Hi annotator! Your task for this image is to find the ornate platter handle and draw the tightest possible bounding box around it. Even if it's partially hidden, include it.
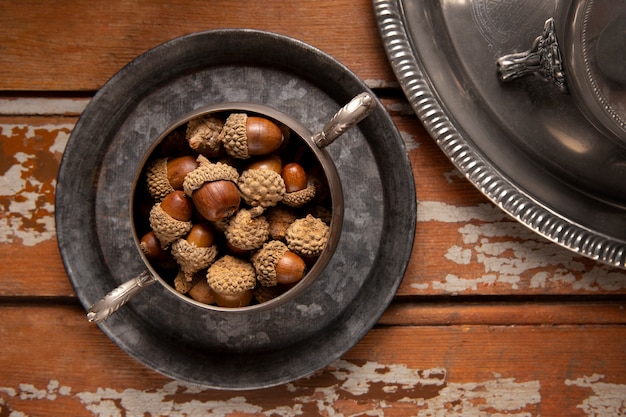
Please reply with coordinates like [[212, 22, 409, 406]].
[[496, 18, 569, 94]]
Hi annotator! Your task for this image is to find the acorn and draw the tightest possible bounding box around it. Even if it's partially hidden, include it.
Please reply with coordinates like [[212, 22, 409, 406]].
[[139, 230, 177, 269], [247, 153, 282, 174], [285, 214, 329, 258], [173, 269, 200, 294], [253, 284, 284, 304], [187, 279, 216, 305], [145, 156, 200, 200], [166, 155, 200, 190], [265, 206, 297, 241], [238, 167, 286, 211], [206, 255, 257, 308], [149, 191, 194, 248], [171, 222, 219, 279], [282, 162, 307, 192], [183, 155, 240, 222], [186, 114, 224, 158], [252, 240, 306, 287], [220, 113, 284, 159], [224, 208, 270, 252], [275, 251, 307, 285], [160, 190, 193, 221]]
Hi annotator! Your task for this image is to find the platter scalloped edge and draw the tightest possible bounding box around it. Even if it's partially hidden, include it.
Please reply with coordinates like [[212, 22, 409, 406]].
[[373, 0, 626, 268]]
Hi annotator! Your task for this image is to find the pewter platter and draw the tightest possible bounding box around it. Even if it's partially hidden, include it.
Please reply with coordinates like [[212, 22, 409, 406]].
[[55, 29, 416, 389], [374, 0, 626, 267]]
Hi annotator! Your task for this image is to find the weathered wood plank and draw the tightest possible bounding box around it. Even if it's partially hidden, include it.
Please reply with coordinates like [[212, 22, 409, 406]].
[[2, 113, 626, 299], [1, 305, 625, 416], [0, 0, 395, 91], [379, 299, 626, 326]]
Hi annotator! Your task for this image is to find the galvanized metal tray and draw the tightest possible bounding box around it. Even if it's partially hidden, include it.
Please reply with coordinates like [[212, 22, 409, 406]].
[[55, 29, 416, 389], [374, 0, 626, 267]]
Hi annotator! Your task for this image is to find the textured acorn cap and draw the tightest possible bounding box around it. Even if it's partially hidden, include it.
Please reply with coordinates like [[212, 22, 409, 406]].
[[238, 168, 286, 209], [206, 255, 257, 296], [251, 240, 289, 287], [219, 113, 249, 159], [149, 203, 193, 248], [282, 184, 316, 208], [285, 214, 329, 257], [265, 206, 297, 241], [224, 208, 270, 251], [186, 115, 224, 157], [304, 205, 333, 225], [170, 238, 218, 276], [183, 155, 239, 197], [145, 158, 175, 201], [254, 284, 283, 304], [173, 269, 202, 294]]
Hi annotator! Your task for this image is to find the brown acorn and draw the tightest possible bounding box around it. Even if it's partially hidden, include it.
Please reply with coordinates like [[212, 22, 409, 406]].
[[160, 190, 193, 221], [246, 153, 282, 174], [213, 289, 254, 308], [220, 113, 284, 159], [166, 155, 199, 190], [246, 116, 284, 155], [139, 230, 177, 269], [282, 162, 307, 192], [192, 180, 240, 222], [188, 279, 216, 305], [186, 222, 215, 247], [183, 157, 241, 222], [275, 251, 307, 285]]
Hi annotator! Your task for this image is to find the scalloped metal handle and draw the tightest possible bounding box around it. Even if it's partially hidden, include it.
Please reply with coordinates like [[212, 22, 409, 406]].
[[313, 92, 377, 148], [87, 270, 157, 323]]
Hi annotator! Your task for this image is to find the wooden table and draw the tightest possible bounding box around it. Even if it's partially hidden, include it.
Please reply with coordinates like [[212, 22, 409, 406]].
[[1, 1, 625, 415]]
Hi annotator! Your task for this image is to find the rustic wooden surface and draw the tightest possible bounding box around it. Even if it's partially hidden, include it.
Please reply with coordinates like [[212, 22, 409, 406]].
[[1, 1, 625, 416]]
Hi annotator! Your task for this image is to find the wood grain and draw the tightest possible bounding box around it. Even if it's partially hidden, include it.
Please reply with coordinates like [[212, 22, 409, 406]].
[[0, 304, 624, 416], [1, 2, 626, 414], [0, 0, 395, 91]]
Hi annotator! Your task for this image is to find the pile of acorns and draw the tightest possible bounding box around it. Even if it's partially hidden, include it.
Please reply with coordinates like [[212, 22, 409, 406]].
[[133, 111, 333, 308]]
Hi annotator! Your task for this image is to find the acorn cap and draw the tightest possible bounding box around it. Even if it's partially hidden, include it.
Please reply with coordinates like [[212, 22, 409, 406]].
[[285, 214, 329, 257], [224, 208, 270, 251], [238, 168, 286, 209], [149, 203, 193, 248], [186, 115, 224, 157], [182, 155, 239, 197], [282, 184, 316, 208], [170, 238, 218, 276], [174, 269, 202, 294], [219, 113, 249, 159], [305, 205, 333, 225], [253, 284, 283, 304], [251, 240, 289, 287], [145, 158, 175, 201], [206, 255, 257, 296], [265, 206, 297, 241]]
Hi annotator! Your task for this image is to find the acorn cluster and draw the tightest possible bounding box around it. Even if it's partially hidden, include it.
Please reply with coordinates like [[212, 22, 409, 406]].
[[134, 111, 332, 308]]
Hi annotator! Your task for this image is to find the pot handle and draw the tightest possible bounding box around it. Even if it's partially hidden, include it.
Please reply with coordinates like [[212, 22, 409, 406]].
[[86, 270, 157, 323], [313, 92, 376, 148]]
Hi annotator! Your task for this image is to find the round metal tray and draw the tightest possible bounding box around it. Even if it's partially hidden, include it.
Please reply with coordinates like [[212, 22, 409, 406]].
[[55, 29, 416, 389], [374, 0, 626, 267]]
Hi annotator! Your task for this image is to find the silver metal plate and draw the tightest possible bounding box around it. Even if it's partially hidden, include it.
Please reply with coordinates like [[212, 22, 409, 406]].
[[374, 0, 626, 268]]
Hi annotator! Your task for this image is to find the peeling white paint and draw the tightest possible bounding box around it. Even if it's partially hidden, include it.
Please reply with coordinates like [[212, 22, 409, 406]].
[[443, 168, 465, 183], [364, 79, 399, 89], [565, 374, 626, 417], [400, 130, 420, 151], [0, 97, 89, 116], [0, 360, 542, 416], [417, 201, 508, 224], [0, 123, 71, 246], [414, 201, 626, 293]]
